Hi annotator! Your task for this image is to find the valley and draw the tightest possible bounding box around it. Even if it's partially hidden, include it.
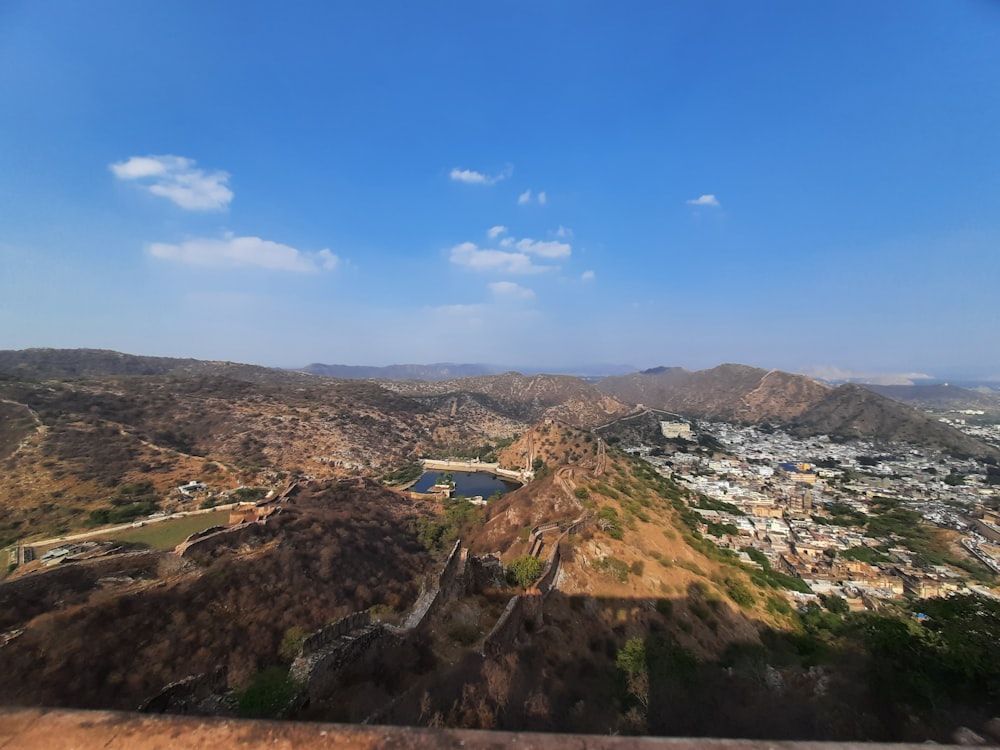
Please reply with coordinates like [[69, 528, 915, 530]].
[[0, 350, 999, 742]]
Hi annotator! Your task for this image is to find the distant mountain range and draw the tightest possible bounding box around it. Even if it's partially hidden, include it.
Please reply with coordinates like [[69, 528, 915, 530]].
[[1, 349, 996, 460], [298, 362, 638, 381], [861, 383, 1000, 414], [0, 348, 312, 385]]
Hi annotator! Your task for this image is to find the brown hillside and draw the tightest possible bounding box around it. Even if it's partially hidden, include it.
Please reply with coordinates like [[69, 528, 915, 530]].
[[600, 365, 999, 458], [386, 372, 633, 428], [0, 373, 528, 545], [791, 384, 1000, 459], [495, 420, 601, 472], [0, 479, 433, 711], [864, 383, 1000, 415], [0, 347, 314, 386], [470, 431, 787, 649], [598, 364, 831, 422]]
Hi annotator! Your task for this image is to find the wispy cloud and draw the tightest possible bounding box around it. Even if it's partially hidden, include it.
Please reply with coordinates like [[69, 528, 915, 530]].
[[581, 270, 595, 282], [449, 165, 512, 185], [489, 281, 535, 299], [499, 237, 571, 259], [110, 155, 233, 211], [518, 188, 547, 206], [449, 242, 548, 275], [555, 225, 573, 239], [148, 234, 339, 272], [686, 194, 720, 207], [451, 229, 572, 275]]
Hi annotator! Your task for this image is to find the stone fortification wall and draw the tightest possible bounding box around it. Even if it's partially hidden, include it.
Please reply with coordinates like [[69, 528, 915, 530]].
[[535, 544, 561, 595], [138, 668, 227, 714], [292, 540, 468, 701], [401, 540, 465, 632], [175, 522, 261, 558], [466, 554, 505, 591], [481, 592, 542, 659], [299, 611, 371, 658], [290, 613, 386, 702], [544, 514, 593, 590], [175, 509, 281, 558]]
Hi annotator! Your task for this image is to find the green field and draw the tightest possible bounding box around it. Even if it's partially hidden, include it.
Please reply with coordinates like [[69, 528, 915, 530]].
[[93, 510, 234, 550]]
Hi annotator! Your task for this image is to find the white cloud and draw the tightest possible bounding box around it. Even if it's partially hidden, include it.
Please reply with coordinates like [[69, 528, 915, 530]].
[[449, 165, 512, 185], [148, 234, 339, 272], [449, 242, 547, 275], [487, 225, 508, 239], [317, 248, 340, 271], [518, 189, 547, 206], [581, 270, 595, 282], [686, 194, 720, 207], [555, 225, 573, 239], [489, 281, 535, 299], [510, 237, 571, 258], [110, 155, 233, 211], [450, 231, 571, 275]]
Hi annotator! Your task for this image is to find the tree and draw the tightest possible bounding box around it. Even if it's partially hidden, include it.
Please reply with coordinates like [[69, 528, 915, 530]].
[[507, 555, 543, 588], [819, 593, 849, 615], [616, 637, 649, 709]]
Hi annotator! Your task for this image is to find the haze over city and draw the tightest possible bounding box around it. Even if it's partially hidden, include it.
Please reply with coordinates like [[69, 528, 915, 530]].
[[1, 2, 998, 379]]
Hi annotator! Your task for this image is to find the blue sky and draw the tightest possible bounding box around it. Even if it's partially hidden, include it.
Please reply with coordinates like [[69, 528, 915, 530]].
[[1, 2, 998, 379]]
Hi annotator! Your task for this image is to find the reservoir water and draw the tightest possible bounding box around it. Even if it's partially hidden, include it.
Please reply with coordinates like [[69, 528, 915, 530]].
[[411, 470, 520, 497]]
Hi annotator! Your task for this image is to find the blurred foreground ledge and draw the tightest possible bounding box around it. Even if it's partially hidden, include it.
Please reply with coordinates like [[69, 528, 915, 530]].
[[0, 707, 973, 749]]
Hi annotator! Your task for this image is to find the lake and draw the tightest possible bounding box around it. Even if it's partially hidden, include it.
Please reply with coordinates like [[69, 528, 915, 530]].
[[411, 470, 520, 497]]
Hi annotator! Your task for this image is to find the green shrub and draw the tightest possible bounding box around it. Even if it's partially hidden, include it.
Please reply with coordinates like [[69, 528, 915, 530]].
[[236, 667, 299, 719], [278, 626, 307, 662], [508, 555, 543, 588], [594, 556, 630, 583], [724, 578, 756, 608], [448, 624, 480, 645]]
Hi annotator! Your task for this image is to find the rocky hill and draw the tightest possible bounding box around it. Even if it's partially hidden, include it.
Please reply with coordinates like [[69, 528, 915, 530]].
[[597, 364, 831, 423], [789, 384, 1000, 458], [0, 348, 313, 386], [385, 372, 634, 428], [0, 479, 432, 711], [299, 362, 499, 381], [864, 383, 1000, 415], [598, 364, 999, 459], [0, 371, 519, 545]]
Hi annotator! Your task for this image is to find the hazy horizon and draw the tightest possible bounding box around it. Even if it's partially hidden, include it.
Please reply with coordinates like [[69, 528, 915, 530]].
[[1, 2, 998, 379]]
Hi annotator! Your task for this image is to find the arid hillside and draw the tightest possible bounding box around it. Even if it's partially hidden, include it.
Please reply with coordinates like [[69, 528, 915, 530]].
[[0, 371, 519, 545], [598, 364, 999, 459], [384, 371, 634, 428], [864, 383, 1000, 415], [597, 364, 831, 422], [0, 479, 433, 711], [789, 383, 1000, 458], [0, 348, 313, 385]]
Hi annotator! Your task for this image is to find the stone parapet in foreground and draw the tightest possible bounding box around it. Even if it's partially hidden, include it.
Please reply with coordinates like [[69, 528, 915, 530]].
[[0, 708, 973, 750]]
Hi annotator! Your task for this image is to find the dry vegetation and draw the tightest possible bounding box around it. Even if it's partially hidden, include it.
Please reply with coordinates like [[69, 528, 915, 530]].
[[0, 480, 433, 710]]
